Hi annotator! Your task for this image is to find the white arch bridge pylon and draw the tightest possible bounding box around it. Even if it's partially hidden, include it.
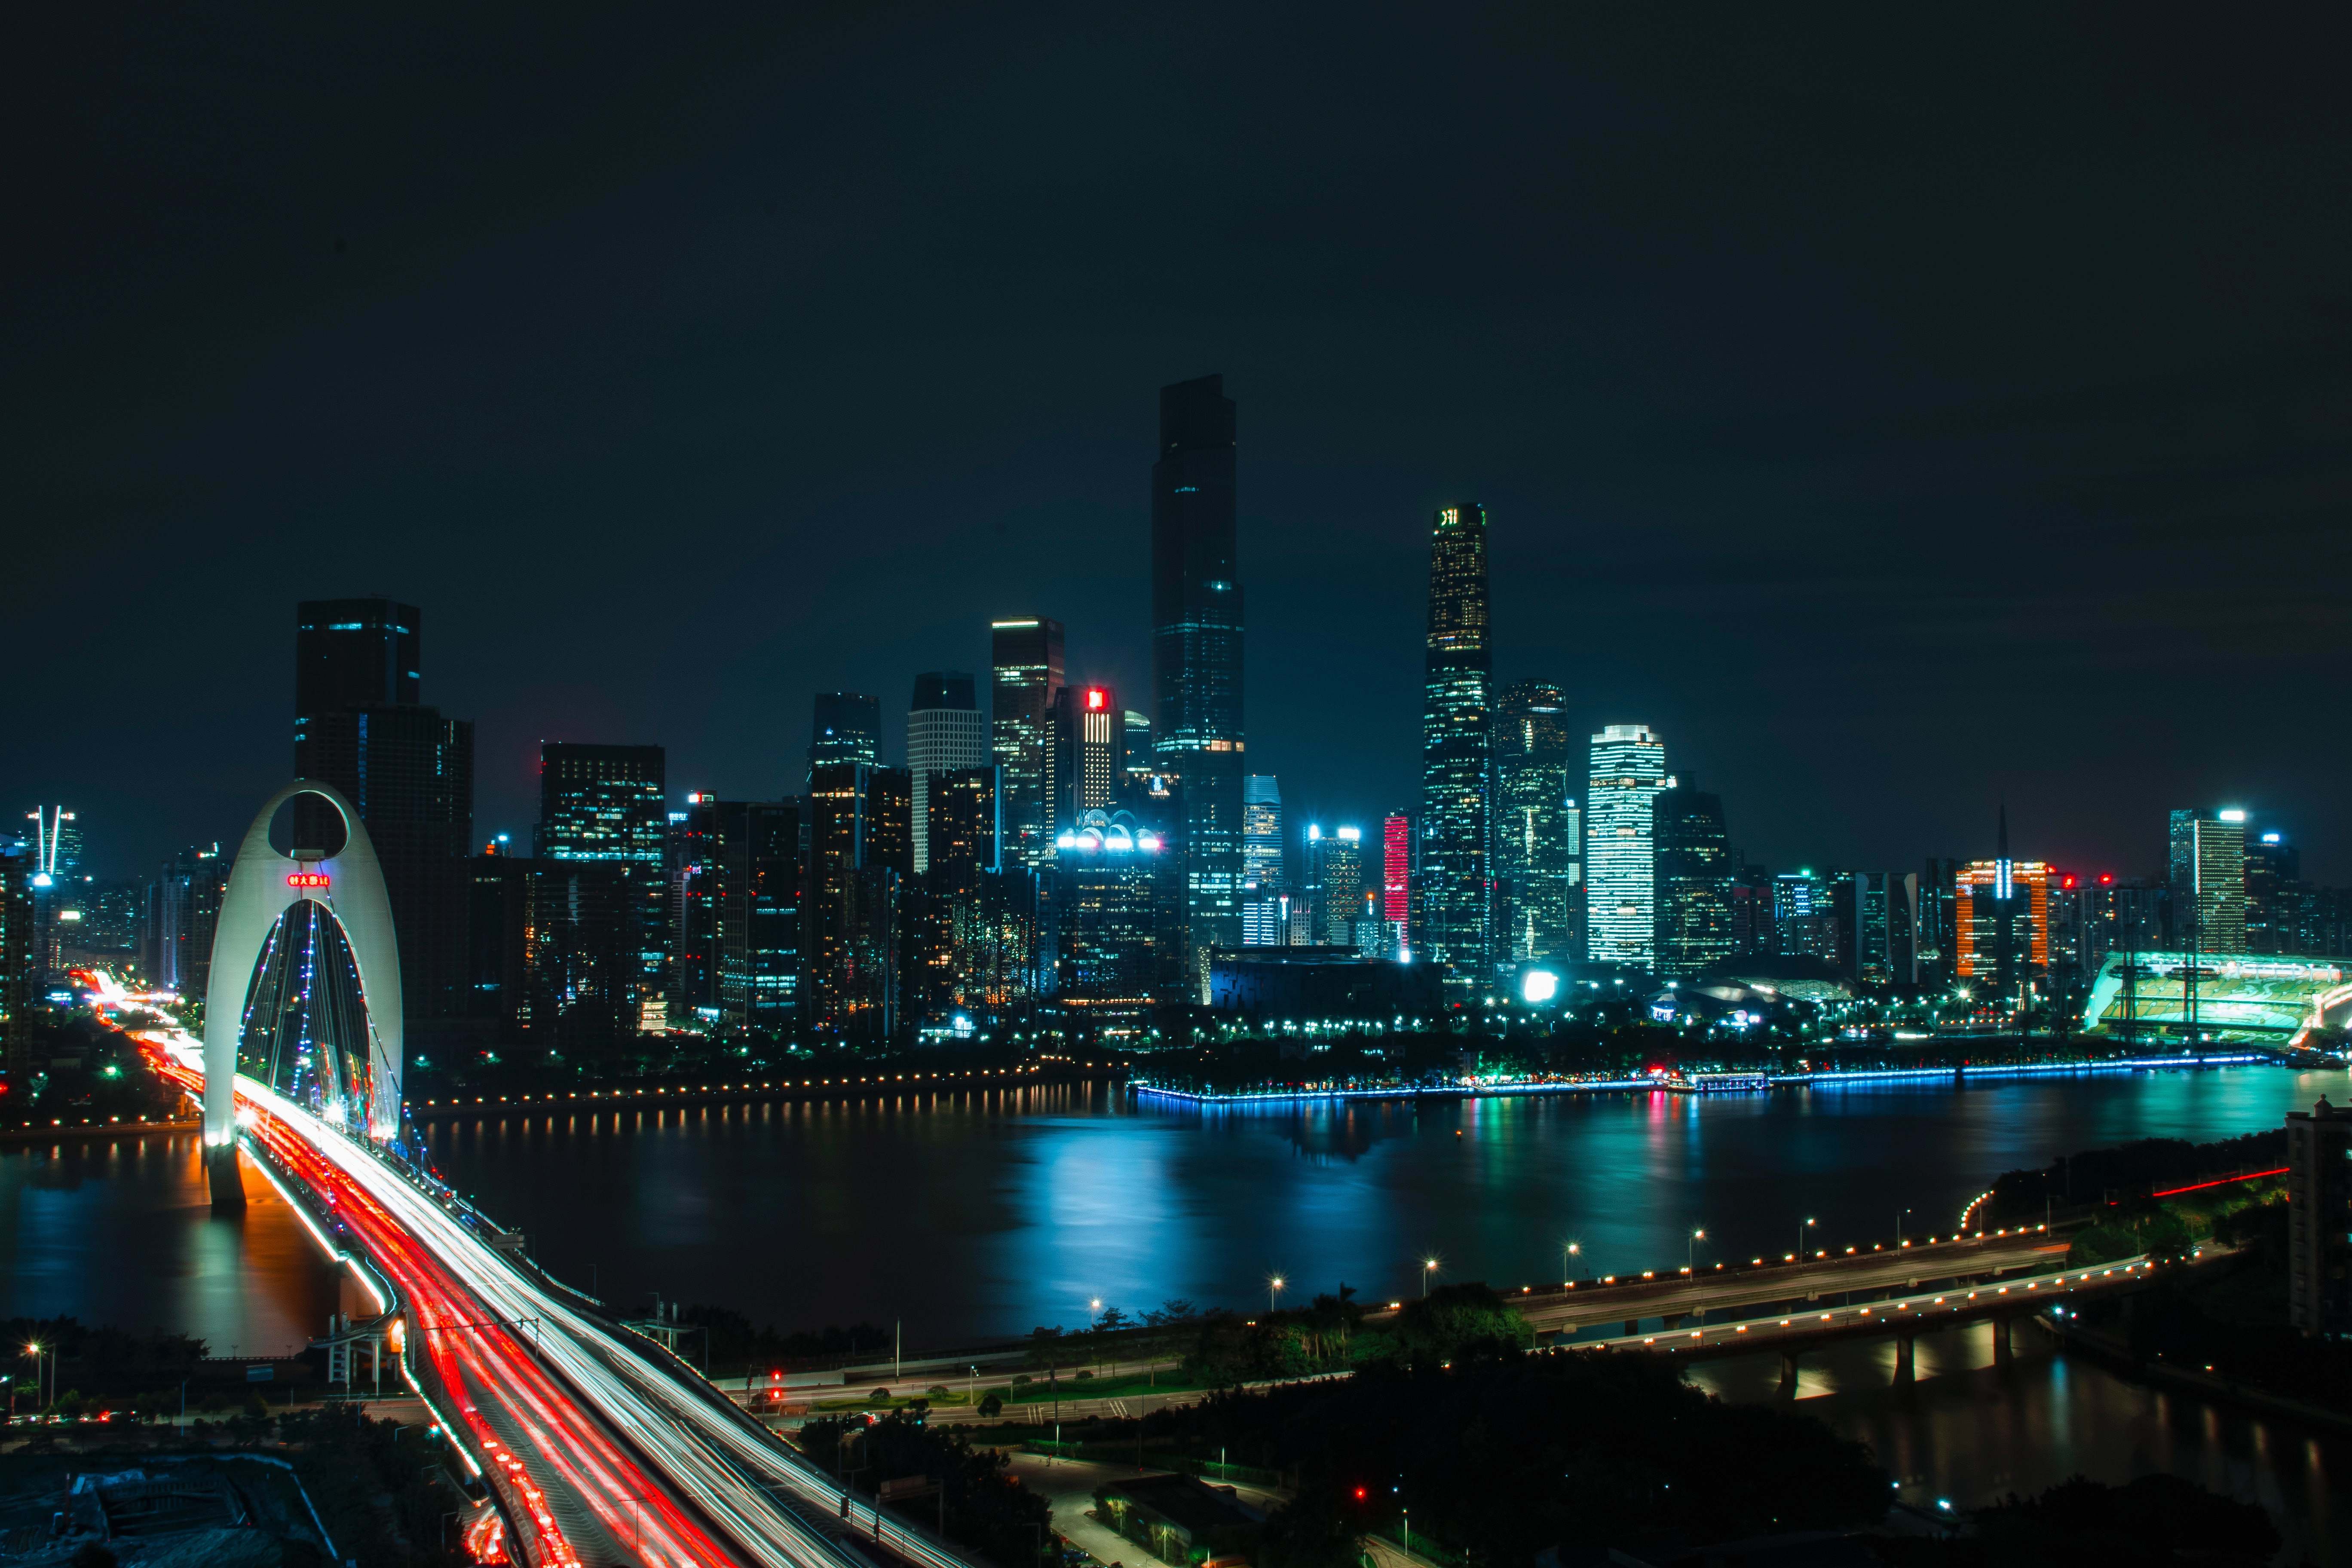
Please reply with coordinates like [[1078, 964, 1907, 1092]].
[[202, 780, 404, 1159]]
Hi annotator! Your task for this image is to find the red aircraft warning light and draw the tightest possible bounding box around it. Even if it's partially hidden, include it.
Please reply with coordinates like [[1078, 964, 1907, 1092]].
[[286, 872, 330, 888], [1087, 687, 1108, 710]]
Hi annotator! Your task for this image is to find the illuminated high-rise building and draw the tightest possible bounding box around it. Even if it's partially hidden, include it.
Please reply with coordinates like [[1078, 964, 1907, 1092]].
[[1052, 809, 1170, 1038], [1152, 375, 1246, 978], [809, 692, 881, 778], [1, 841, 34, 1081], [293, 597, 474, 1028], [535, 742, 669, 1035], [1241, 775, 1284, 947], [1956, 813, 2051, 989], [1382, 813, 1412, 954], [1312, 826, 1366, 945], [1585, 724, 1667, 967], [807, 762, 913, 1044], [909, 672, 986, 874], [1491, 681, 1577, 962], [2245, 826, 2299, 956], [2168, 808, 2248, 957], [1417, 503, 1493, 990], [1841, 870, 1920, 987], [1772, 870, 1837, 961], [1051, 684, 1123, 836], [1243, 776, 1283, 892], [1653, 784, 1733, 978], [990, 618, 1065, 869]]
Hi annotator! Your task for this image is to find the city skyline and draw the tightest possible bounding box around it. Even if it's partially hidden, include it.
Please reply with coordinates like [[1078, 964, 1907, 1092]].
[[8, 9, 2349, 890]]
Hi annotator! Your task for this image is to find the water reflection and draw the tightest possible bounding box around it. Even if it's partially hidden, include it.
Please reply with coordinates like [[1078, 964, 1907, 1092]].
[[6, 1067, 2346, 1555], [0, 1133, 346, 1357], [1689, 1324, 2346, 1562]]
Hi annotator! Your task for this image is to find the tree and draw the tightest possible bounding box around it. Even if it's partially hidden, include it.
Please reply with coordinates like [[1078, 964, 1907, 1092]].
[[1377, 1283, 1525, 1371]]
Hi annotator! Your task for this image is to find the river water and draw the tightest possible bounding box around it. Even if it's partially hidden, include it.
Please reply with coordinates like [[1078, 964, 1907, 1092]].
[[3, 1065, 2344, 1556]]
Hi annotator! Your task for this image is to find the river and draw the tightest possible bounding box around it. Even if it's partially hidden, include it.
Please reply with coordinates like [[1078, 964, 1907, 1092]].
[[2, 1064, 2343, 1556]]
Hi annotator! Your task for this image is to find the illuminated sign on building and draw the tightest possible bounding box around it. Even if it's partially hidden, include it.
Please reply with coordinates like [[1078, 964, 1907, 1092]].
[[285, 872, 331, 888]]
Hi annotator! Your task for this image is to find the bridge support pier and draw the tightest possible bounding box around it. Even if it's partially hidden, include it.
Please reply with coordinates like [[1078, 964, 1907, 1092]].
[[1992, 1313, 2014, 1368], [1893, 1332, 1915, 1386], [1777, 1351, 1801, 1400], [1625, 1320, 1641, 1337], [207, 1142, 246, 1211]]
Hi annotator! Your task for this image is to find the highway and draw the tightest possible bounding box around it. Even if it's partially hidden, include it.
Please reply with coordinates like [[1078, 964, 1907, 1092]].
[[1481, 1230, 2072, 1335], [134, 1026, 983, 1568]]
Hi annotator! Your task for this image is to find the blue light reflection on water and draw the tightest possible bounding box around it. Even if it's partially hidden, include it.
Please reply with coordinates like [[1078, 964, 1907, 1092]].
[[4, 1066, 2346, 1553]]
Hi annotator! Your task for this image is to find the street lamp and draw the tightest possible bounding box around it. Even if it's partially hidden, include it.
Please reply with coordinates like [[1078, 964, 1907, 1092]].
[[1798, 1217, 1816, 1260], [1268, 1276, 1286, 1313], [1422, 1259, 1439, 1297], [1896, 1209, 1913, 1247], [1687, 1229, 1706, 1274], [1562, 1241, 1580, 1282]]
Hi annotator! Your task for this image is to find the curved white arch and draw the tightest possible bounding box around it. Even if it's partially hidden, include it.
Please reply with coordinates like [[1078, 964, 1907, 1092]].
[[202, 781, 404, 1142]]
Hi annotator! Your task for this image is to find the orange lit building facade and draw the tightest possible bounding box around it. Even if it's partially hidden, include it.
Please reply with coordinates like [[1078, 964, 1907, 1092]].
[[1954, 859, 2051, 977]]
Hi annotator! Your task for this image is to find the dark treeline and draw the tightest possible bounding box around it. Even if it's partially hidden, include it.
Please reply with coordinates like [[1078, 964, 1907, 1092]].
[[1983, 1130, 2288, 1225]]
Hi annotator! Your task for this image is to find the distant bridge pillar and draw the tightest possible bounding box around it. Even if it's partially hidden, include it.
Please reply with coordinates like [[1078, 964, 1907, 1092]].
[[1893, 1332, 1916, 1385], [1992, 1313, 2015, 1368], [201, 781, 406, 1208], [1777, 1350, 1801, 1400], [1624, 1319, 1641, 1338]]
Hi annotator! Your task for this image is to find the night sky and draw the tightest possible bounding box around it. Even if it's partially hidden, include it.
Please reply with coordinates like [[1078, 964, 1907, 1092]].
[[9, 5, 2349, 882]]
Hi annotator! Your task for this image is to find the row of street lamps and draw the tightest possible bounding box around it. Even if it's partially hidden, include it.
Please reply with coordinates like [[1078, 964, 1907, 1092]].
[[1111, 1207, 1939, 1326]]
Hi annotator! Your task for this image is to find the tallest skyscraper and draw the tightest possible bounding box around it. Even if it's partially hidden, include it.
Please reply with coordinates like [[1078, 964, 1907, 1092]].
[[1151, 374, 1245, 985], [1417, 504, 1493, 993]]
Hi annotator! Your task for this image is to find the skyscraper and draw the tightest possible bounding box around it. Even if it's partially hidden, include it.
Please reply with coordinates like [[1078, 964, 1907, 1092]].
[[810, 692, 882, 777], [1653, 784, 1733, 978], [2245, 827, 2299, 956], [909, 672, 986, 874], [1491, 681, 1577, 962], [716, 799, 802, 1038], [1585, 723, 1667, 968], [1050, 684, 1123, 836], [2169, 808, 2249, 957], [1052, 809, 1169, 1038], [990, 618, 1065, 869], [807, 762, 912, 1043], [1240, 776, 1284, 947], [293, 597, 474, 1029], [1381, 813, 1412, 954], [143, 844, 227, 995], [1152, 375, 1246, 983], [1418, 504, 1493, 991], [0, 839, 34, 1082], [536, 742, 668, 1034], [1773, 870, 1837, 961], [1313, 826, 1366, 946]]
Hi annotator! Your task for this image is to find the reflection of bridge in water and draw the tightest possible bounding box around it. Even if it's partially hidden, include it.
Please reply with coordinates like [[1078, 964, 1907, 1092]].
[[141, 778, 993, 1568]]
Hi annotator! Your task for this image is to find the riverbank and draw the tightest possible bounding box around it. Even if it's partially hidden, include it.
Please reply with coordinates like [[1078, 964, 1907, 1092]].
[[0, 1116, 200, 1145], [1132, 1052, 2266, 1106]]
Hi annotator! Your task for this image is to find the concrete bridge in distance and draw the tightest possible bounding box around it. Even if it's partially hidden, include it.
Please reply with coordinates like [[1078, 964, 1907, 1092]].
[[1561, 1251, 2166, 1396], [1431, 1227, 2076, 1340]]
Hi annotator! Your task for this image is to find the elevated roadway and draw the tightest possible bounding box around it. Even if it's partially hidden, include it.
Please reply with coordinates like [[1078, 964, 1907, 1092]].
[[138, 1028, 985, 1568], [1455, 1229, 2072, 1337]]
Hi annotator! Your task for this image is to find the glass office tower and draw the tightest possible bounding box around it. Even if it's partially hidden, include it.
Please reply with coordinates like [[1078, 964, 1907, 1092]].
[[1584, 723, 1666, 967], [1418, 504, 1492, 990], [990, 619, 1065, 870], [1152, 375, 1246, 987]]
